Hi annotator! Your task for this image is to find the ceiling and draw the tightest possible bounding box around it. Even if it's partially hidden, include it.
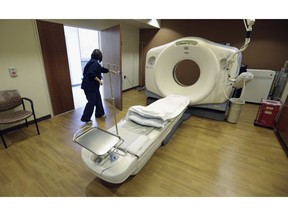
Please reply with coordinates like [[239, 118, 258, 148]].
[[44, 19, 161, 30]]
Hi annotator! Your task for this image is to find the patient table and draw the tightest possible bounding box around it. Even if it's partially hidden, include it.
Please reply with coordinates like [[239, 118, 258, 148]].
[[73, 95, 190, 184]]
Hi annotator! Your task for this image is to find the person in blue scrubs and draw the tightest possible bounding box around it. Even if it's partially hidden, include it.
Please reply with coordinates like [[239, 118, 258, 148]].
[[80, 49, 109, 123]]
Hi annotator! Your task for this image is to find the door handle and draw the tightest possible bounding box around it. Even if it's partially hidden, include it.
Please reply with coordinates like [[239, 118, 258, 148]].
[[110, 70, 120, 75], [106, 63, 120, 75]]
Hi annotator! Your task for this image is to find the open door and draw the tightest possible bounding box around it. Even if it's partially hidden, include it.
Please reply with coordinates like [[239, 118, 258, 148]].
[[100, 25, 122, 110]]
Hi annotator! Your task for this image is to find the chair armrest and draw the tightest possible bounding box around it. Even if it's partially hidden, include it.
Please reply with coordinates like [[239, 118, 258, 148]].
[[22, 97, 35, 113]]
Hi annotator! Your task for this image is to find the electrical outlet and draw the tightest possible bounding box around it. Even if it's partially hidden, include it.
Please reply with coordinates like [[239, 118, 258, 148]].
[[9, 68, 17, 77]]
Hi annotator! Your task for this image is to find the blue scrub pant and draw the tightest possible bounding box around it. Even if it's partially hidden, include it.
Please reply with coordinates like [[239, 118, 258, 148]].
[[81, 90, 105, 121]]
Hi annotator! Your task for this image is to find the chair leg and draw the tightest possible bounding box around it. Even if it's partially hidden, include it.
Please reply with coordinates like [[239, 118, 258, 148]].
[[0, 133, 8, 149], [35, 121, 40, 135], [32, 113, 40, 135], [25, 119, 29, 127]]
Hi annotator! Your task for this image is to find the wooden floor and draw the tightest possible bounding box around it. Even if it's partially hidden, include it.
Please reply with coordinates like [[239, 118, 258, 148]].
[[1, 89, 288, 197]]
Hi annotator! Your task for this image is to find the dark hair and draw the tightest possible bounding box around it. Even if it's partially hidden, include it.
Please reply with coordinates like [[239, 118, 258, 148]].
[[91, 49, 103, 62]]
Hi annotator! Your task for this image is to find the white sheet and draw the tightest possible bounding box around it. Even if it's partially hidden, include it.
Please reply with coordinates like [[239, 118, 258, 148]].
[[127, 95, 189, 128]]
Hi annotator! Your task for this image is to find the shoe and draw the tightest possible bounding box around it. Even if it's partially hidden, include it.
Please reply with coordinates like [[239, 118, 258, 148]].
[[96, 114, 106, 118], [81, 119, 92, 124]]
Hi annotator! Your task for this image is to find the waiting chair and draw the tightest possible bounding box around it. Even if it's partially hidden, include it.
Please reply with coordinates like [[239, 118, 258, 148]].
[[0, 90, 40, 148]]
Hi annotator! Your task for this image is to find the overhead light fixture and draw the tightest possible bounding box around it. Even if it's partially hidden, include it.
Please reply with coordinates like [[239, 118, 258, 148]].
[[135, 19, 161, 28], [148, 19, 160, 28]]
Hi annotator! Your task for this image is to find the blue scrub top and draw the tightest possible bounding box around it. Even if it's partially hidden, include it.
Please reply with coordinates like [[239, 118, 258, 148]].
[[81, 59, 109, 92]]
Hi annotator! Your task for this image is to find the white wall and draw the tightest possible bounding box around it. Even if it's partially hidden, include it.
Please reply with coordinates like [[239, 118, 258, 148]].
[[0, 20, 52, 126]]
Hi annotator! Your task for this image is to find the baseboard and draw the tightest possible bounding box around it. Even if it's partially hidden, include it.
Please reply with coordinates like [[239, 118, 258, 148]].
[[122, 86, 141, 92]]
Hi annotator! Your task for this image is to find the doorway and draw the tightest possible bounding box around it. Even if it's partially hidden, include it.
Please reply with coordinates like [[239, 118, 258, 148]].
[[64, 26, 103, 109]]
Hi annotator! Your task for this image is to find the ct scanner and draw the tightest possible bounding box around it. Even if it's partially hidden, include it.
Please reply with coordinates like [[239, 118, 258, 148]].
[[74, 38, 250, 184], [145, 37, 243, 106]]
